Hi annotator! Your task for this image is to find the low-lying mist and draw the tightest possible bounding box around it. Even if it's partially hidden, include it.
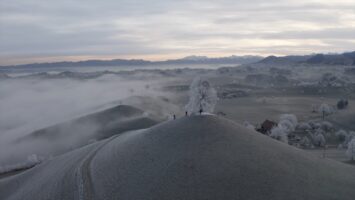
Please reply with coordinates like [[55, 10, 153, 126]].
[[0, 72, 177, 166]]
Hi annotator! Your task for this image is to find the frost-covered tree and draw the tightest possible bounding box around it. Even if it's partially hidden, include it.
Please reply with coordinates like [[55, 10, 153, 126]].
[[308, 121, 320, 130], [243, 121, 255, 130], [269, 114, 299, 143], [318, 103, 333, 120], [346, 138, 355, 161], [336, 130, 348, 143], [278, 114, 298, 132], [297, 122, 312, 131], [313, 129, 326, 147], [345, 131, 355, 147], [279, 120, 295, 133], [337, 130, 355, 148], [185, 77, 218, 114], [270, 126, 288, 143], [280, 114, 298, 127], [320, 121, 333, 131]]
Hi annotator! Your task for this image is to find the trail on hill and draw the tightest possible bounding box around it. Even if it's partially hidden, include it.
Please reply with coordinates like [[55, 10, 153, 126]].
[[76, 134, 121, 200]]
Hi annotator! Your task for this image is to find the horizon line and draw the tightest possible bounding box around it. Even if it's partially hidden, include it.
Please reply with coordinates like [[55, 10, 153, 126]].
[[1, 50, 354, 67]]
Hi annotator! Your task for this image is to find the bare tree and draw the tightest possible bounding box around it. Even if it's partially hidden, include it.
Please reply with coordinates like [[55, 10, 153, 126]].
[[185, 77, 218, 115]]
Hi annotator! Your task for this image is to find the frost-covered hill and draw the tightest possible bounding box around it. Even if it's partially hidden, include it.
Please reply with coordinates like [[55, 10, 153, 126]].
[[1, 115, 355, 200], [22, 104, 157, 141]]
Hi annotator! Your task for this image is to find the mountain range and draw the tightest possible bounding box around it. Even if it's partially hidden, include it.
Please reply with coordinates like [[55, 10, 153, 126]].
[[2, 51, 355, 69], [0, 55, 263, 68], [259, 51, 355, 66]]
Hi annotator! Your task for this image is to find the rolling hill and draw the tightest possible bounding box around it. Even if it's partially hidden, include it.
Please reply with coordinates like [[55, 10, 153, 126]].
[[1, 115, 354, 200]]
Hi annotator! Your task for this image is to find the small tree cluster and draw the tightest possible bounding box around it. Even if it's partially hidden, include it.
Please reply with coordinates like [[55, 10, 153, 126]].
[[304, 120, 333, 131], [270, 126, 288, 143], [336, 130, 355, 148], [270, 114, 298, 144]]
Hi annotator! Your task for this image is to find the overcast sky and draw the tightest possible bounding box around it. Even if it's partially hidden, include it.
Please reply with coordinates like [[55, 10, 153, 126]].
[[1, 0, 355, 65]]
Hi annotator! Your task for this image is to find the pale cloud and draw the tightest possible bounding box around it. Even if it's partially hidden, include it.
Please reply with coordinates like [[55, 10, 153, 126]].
[[0, 0, 354, 65]]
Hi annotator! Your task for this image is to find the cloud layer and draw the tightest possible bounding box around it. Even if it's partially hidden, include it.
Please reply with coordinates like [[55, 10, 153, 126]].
[[1, 0, 355, 65]]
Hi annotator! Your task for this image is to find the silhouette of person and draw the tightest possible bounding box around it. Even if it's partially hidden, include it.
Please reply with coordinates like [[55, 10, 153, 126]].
[[199, 108, 203, 115], [173, 114, 176, 120], [185, 111, 188, 116]]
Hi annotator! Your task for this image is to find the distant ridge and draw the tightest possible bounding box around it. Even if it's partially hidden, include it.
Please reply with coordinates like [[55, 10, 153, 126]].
[[3, 51, 355, 68], [0, 55, 263, 68], [259, 51, 355, 66]]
